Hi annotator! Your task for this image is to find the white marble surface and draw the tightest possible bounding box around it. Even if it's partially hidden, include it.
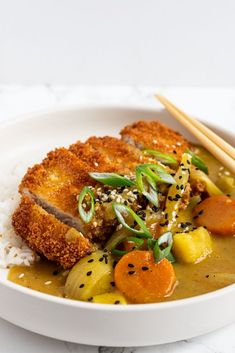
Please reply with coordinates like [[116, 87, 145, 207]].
[[0, 85, 235, 353]]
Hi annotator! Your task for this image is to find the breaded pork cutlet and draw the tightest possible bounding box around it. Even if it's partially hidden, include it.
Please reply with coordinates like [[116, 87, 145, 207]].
[[13, 120, 191, 268], [19, 142, 149, 243], [19, 148, 118, 241], [12, 196, 93, 268], [70, 136, 155, 175], [120, 120, 190, 161]]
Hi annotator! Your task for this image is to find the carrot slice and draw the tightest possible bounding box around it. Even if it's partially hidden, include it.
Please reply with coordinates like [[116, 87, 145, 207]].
[[194, 195, 235, 236], [114, 250, 176, 303]]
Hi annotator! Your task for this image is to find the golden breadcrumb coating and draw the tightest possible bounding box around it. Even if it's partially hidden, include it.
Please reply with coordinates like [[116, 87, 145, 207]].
[[120, 120, 191, 161], [12, 196, 93, 269], [20, 148, 93, 219], [70, 136, 155, 175]]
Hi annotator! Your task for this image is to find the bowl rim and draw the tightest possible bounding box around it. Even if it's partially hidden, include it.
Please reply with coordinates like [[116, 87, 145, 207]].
[[1, 104, 235, 312]]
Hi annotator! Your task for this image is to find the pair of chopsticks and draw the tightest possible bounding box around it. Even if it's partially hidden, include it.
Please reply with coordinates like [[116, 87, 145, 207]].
[[156, 94, 235, 175]]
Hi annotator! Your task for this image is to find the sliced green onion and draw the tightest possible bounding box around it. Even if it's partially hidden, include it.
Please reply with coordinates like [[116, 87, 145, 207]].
[[111, 249, 128, 257], [186, 149, 208, 174], [111, 236, 144, 256], [113, 203, 152, 238], [78, 186, 95, 223], [138, 164, 176, 185], [147, 238, 157, 250], [153, 232, 174, 263], [144, 149, 177, 165], [136, 166, 158, 207], [89, 172, 135, 187]]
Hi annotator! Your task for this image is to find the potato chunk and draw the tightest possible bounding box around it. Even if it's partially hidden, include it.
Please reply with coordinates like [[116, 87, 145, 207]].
[[173, 227, 212, 264], [92, 292, 127, 305]]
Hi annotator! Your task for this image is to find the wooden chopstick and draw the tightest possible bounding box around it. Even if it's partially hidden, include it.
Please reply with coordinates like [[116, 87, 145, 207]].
[[155, 94, 235, 175], [157, 94, 235, 160]]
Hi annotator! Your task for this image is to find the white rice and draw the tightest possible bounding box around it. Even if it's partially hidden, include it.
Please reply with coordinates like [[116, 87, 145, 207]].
[[0, 163, 37, 268]]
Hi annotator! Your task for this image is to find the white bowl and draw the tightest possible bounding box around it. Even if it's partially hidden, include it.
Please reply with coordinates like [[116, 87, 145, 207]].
[[0, 106, 234, 347]]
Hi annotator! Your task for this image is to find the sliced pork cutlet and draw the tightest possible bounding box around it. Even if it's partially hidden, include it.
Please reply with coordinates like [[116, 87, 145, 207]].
[[70, 136, 156, 175], [12, 196, 93, 268], [120, 120, 191, 161], [19, 147, 119, 241]]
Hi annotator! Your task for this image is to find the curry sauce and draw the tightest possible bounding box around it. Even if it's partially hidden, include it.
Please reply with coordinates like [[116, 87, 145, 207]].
[[8, 146, 235, 303]]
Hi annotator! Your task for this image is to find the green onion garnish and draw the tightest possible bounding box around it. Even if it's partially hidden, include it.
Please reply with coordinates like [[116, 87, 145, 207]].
[[136, 165, 158, 207], [112, 236, 144, 256], [186, 149, 208, 174], [144, 149, 177, 165], [113, 203, 152, 238], [153, 231, 174, 263], [78, 186, 95, 223], [137, 164, 176, 185], [89, 172, 135, 187]]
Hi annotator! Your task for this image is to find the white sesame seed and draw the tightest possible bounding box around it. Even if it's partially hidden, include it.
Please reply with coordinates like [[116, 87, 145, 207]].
[[93, 221, 98, 227], [94, 162, 99, 167], [224, 171, 231, 176], [116, 224, 123, 231], [176, 142, 182, 146], [44, 281, 52, 285], [153, 139, 158, 144], [18, 273, 25, 279]]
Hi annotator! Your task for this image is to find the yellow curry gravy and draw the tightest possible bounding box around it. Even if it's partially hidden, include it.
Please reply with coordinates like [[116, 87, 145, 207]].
[[8, 147, 235, 302]]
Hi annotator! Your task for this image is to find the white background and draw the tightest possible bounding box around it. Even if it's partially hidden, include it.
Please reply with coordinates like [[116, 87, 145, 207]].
[[1, 0, 235, 85]]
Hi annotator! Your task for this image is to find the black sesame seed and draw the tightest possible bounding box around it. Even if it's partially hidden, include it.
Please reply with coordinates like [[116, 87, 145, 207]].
[[114, 300, 120, 304], [198, 210, 204, 216], [87, 271, 92, 276], [124, 200, 128, 205], [88, 259, 94, 263], [187, 160, 191, 165], [133, 190, 139, 195], [128, 271, 135, 275], [205, 275, 209, 278], [152, 206, 159, 212], [87, 297, 93, 302], [128, 198, 133, 203], [106, 190, 111, 195], [107, 197, 112, 203], [110, 281, 115, 287], [142, 266, 149, 271], [99, 257, 104, 262], [128, 263, 134, 268], [79, 284, 85, 288], [113, 260, 118, 268], [175, 194, 181, 199], [173, 150, 177, 154], [168, 196, 173, 201], [179, 176, 183, 180], [165, 213, 168, 219], [193, 215, 199, 220], [52, 269, 59, 276], [176, 185, 180, 190]]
